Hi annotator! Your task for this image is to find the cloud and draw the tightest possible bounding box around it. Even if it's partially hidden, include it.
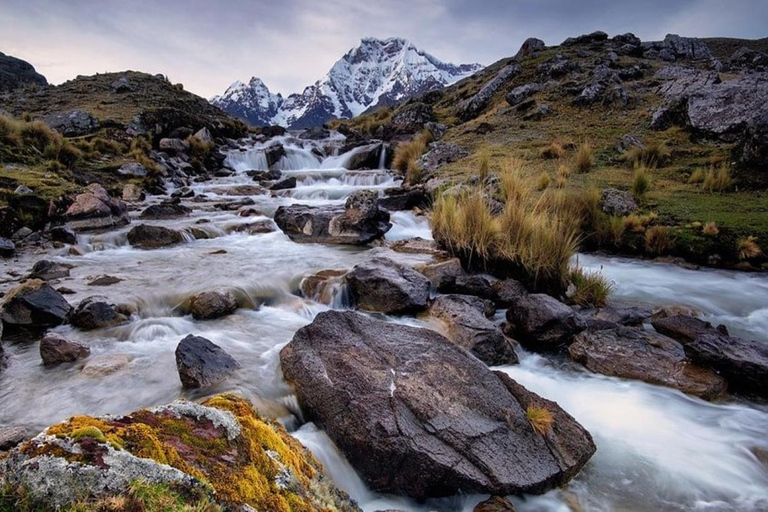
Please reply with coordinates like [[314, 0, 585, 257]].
[[0, 0, 765, 99]]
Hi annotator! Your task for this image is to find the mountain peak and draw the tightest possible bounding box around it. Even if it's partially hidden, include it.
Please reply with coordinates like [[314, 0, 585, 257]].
[[212, 37, 484, 129]]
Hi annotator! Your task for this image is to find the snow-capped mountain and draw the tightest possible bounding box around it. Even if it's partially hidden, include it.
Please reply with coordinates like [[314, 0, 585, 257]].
[[211, 37, 484, 129]]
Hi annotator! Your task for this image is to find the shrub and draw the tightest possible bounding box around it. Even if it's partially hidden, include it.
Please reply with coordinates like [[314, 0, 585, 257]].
[[623, 141, 670, 167], [632, 166, 651, 198], [574, 142, 593, 173], [540, 142, 565, 159], [702, 222, 719, 236], [526, 406, 554, 435], [393, 130, 432, 183], [688, 168, 706, 184], [569, 266, 613, 307], [536, 171, 551, 190], [645, 226, 675, 254], [702, 166, 732, 193], [737, 236, 763, 260]]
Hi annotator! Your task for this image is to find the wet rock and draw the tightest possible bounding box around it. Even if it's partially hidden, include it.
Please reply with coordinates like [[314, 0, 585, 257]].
[[64, 184, 129, 232], [460, 63, 521, 121], [344, 143, 385, 170], [413, 258, 463, 291], [506, 83, 542, 106], [429, 294, 518, 365], [48, 226, 77, 244], [417, 141, 469, 173], [346, 257, 430, 314], [170, 186, 195, 199], [299, 126, 331, 139], [378, 187, 429, 211], [449, 274, 499, 302], [126, 224, 184, 249], [506, 294, 586, 351], [80, 353, 131, 377], [247, 169, 282, 181], [515, 37, 546, 59], [39, 335, 90, 365], [87, 275, 123, 286], [175, 334, 240, 388], [139, 201, 191, 219], [589, 304, 652, 327], [684, 334, 768, 397], [29, 259, 71, 281], [264, 143, 285, 168], [389, 237, 447, 257], [0, 427, 27, 451], [0, 237, 15, 257], [189, 290, 239, 320], [230, 220, 276, 235], [651, 314, 727, 344], [569, 327, 726, 399], [0, 280, 71, 328], [599, 188, 638, 216], [274, 190, 391, 245], [70, 296, 128, 331], [41, 110, 99, 136], [270, 176, 297, 190], [121, 183, 145, 202], [300, 269, 348, 305], [0, 394, 359, 511], [474, 496, 517, 512], [493, 278, 528, 307], [280, 310, 596, 499]]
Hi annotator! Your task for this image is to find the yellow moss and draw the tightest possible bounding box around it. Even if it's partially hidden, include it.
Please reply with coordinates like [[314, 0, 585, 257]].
[[70, 427, 107, 444]]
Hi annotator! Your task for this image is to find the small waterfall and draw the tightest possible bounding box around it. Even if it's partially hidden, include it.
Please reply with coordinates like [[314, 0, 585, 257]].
[[320, 143, 381, 170], [225, 148, 269, 172], [378, 144, 387, 170], [275, 147, 321, 171]]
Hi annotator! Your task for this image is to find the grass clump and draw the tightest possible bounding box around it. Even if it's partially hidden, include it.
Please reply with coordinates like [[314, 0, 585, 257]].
[[702, 166, 732, 193], [702, 222, 719, 236], [393, 130, 432, 185], [540, 142, 565, 159], [536, 171, 551, 190], [632, 166, 651, 199], [557, 164, 571, 180], [569, 266, 613, 307], [737, 236, 763, 261], [595, 214, 626, 248], [688, 168, 706, 184], [574, 142, 593, 173], [645, 226, 675, 254], [623, 141, 670, 167], [526, 406, 554, 435]]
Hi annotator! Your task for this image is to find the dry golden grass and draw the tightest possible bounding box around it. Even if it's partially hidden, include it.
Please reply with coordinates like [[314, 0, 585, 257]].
[[526, 406, 554, 435], [393, 130, 433, 184], [574, 142, 593, 173], [645, 226, 675, 254], [622, 141, 671, 167], [702, 166, 732, 193], [702, 222, 719, 236], [632, 165, 651, 198], [569, 266, 613, 307], [557, 164, 571, 179], [540, 141, 565, 159], [737, 236, 763, 260], [688, 168, 706, 184], [537, 171, 552, 190]]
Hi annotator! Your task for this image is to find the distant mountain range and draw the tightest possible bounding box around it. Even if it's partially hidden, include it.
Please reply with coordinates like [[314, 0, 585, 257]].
[[210, 37, 484, 129]]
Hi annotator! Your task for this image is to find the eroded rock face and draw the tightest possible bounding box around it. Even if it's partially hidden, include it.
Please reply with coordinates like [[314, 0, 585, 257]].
[[280, 310, 596, 499], [70, 296, 128, 331], [175, 335, 240, 388], [0, 279, 71, 328], [39, 335, 90, 365], [684, 334, 768, 397], [274, 190, 391, 245], [429, 294, 518, 365], [569, 327, 726, 400], [345, 257, 430, 314], [0, 394, 360, 511], [41, 110, 100, 137], [460, 63, 521, 121], [64, 184, 129, 232], [188, 290, 239, 320], [126, 224, 184, 249], [418, 141, 469, 173], [506, 294, 586, 351], [0, 51, 48, 92]]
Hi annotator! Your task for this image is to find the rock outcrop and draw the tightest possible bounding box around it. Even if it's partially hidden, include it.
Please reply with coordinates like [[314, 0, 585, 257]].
[[280, 311, 596, 499], [0, 51, 48, 92], [64, 184, 129, 232]]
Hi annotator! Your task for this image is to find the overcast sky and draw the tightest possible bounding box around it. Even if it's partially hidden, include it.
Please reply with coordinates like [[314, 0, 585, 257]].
[[1, 0, 766, 99]]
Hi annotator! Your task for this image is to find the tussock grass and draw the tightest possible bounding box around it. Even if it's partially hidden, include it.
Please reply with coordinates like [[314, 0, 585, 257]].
[[595, 214, 626, 247], [557, 164, 571, 179], [526, 406, 554, 435], [0, 114, 83, 168], [737, 236, 763, 260], [702, 166, 732, 193], [574, 142, 593, 173], [569, 266, 613, 307], [702, 222, 719, 236], [393, 130, 432, 185], [688, 168, 706, 184], [645, 226, 675, 254], [477, 147, 491, 181], [537, 171, 551, 190], [540, 141, 565, 159], [623, 141, 670, 167], [632, 165, 651, 199]]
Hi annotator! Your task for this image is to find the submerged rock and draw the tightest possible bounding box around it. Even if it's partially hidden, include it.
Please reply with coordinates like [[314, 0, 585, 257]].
[[274, 190, 391, 245], [0, 394, 359, 511], [175, 334, 240, 388], [188, 290, 239, 320], [29, 259, 72, 281], [506, 294, 586, 351], [127, 224, 184, 249], [345, 257, 430, 314], [684, 333, 768, 397], [138, 201, 191, 219], [569, 327, 726, 399], [64, 184, 129, 232], [39, 335, 90, 365], [70, 296, 128, 331], [0, 279, 71, 328], [280, 310, 596, 499], [429, 294, 518, 365]]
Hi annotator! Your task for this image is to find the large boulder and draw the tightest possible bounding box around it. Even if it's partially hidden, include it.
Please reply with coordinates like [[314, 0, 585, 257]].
[[40, 110, 99, 137], [514, 38, 546, 60], [64, 184, 129, 232], [388, 102, 435, 134], [414, 258, 463, 291], [460, 63, 521, 121], [569, 327, 726, 400], [0, 236, 15, 257], [264, 143, 285, 168], [599, 188, 638, 216], [126, 224, 184, 249], [343, 143, 385, 170], [429, 294, 518, 365], [506, 294, 586, 351], [70, 296, 128, 331], [0, 394, 359, 511], [29, 259, 71, 281], [505, 83, 542, 107], [0, 280, 71, 328], [0, 51, 47, 92], [39, 335, 90, 365], [683, 334, 768, 397], [274, 190, 391, 245], [175, 335, 240, 388], [378, 186, 429, 211], [188, 290, 239, 320], [138, 200, 191, 219], [345, 257, 430, 314], [663, 34, 713, 61], [280, 311, 596, 499]]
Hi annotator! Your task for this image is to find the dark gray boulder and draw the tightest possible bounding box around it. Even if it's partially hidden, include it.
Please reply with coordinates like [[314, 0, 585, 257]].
[[417, 142, 469, 173], [188, 290, 239, 320], [429, 294, 518, 365], [388, 102, 435, 133], [684, 334, 768, 397], [29, 260, 71, 281], [264, 144, 285, 168], [449, 274, 499, 302], [175, 335, 240, 388], [505, 83, 543, 107], [506, 294, 586, 351], [569, 327, 726, 400], [126, 225, 184, 249], [70, 296, 128, 331], [270, 177, 297, 190], [378, 187, 429, 211], [414, 258, 463, 291], [562, 31, 608, 46], [274, 190, 391, 245], [280, 310, 596, 499], [48, 226, 77, 244], [599, 188, 638, 216], [652, 314, 728, 344], [39, 335, 90, 365], [0, 280, 71, 328], [0, 51, 47, 92], [460, 64, 521, 121], [41, 110, 100, 137], [0, 237, 15, 257], [514, 38, 546, 59], [663, 34, 713, 61], [345, 257, 430, 314], [139, 201, 191, 219], [344, 143, 385, 170]]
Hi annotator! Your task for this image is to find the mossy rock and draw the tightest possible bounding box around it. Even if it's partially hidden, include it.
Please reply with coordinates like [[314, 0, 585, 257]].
[[0, 394, 360, 512]]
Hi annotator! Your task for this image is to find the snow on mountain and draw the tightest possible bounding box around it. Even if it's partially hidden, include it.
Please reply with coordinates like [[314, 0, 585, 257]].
[[212, 37, 483, 129]]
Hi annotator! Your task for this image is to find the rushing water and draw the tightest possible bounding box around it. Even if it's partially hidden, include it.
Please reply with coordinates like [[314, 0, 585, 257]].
[[1, 136, 767, 511]]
